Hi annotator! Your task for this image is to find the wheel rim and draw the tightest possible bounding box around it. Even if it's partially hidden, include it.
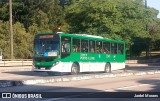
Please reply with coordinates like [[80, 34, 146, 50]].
[[105, 64, 110, 73], [72, 65, 78, 74]]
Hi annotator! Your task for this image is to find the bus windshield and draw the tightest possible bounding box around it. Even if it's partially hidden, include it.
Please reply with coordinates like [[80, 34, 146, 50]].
[[34, 39, 59, 57]]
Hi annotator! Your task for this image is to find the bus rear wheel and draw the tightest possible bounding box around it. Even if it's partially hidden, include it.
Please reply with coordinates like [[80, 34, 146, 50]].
[[104, 63, 111, 73], [71, 63, 79, 75]]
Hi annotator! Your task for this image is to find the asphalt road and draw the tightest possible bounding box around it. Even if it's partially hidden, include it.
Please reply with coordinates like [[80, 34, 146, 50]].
[[0, 73, 160, 101]]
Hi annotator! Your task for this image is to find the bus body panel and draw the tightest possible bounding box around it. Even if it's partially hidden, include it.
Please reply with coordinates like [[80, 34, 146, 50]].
[[110, 62, 125, 71], [32, 32, 126, 74], [32, 61, 125, 73]]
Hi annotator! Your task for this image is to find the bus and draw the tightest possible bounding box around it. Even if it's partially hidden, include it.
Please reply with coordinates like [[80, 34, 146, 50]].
[[32, 32, 126, 75]]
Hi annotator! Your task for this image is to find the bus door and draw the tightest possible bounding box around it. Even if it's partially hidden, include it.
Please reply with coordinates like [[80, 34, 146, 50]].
[[80, 39, 90, 72], [61, 36, 71, 59]]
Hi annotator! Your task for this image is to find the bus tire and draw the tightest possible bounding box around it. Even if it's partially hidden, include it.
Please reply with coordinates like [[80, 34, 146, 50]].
[[104, 63, 111, 73], [71, 63, 79, 75]]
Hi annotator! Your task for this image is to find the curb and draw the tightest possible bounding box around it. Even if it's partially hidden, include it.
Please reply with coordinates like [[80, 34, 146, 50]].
[[1, 70, 160, 88]]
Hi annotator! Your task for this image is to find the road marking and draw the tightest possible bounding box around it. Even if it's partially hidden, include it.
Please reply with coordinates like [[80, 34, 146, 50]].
[[118, 81, 160, 90], [105, 80, 160, 92]]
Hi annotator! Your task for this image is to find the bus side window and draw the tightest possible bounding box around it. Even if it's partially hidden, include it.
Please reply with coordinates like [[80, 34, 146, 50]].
[[96, 41, 102, 53], [81, 40, 88, 53], [72, 38, 80, 52], [111, 43, 117, 54], [65, 43, 70, 52], [73, 46, 78, 52], [76, 47, 79, 52], [90, 47, 94, 52], [61, 36, 71, 58], [62, 42, 70, 53], [118, 43, 124, 54], [73, 46, 76, 52], [62, 43, 65, 52], [89, 40, 95, 53], [103, 42, 110, 54]]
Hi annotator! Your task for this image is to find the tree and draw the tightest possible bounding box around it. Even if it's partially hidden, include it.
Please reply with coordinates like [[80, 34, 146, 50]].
[[148, 19, 160, 49], [65, 0, 159, 50], [0, 21, 33, 58], [0, 0, 65, 31], [0, 21, 10, 58], [0, 0, 159, 58], [13, 22, 33, 58]]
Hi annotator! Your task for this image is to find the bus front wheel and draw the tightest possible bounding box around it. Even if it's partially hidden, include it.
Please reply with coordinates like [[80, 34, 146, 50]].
[[71, 63, 79, 75], [104, 63, 111, 73]]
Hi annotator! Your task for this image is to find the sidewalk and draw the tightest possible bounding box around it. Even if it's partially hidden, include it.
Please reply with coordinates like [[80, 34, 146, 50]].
[[0, 65, 160, 88]]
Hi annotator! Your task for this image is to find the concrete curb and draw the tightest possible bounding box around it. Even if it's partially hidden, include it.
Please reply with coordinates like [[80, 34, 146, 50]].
[[1, 70, 160, 88]]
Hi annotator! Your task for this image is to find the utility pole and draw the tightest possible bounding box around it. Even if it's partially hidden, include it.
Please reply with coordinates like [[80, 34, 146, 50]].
[[144, 0, 149, 58], [145, 0, 147, 8], [9, 0, 13, 59]]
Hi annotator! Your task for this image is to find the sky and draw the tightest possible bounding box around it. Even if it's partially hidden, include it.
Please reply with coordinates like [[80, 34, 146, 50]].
[[147, 0, 160, 18]]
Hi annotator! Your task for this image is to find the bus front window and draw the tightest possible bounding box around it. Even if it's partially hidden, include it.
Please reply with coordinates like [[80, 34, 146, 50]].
[[34, 39, 59, 57]]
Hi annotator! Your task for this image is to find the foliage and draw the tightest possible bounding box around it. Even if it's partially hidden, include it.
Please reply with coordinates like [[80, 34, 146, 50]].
[[13, 22, 33, 58], [0, 21, 33, 58], [149, 19, 160, 49], [0, 0, 64, 58], [0, 0, 160, 58], [0, 21, 10, 58], [65, 0, 159, 51]]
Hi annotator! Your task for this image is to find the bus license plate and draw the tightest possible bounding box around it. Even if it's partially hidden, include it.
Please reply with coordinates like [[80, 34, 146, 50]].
[[41, 68, 45, 70], [48, 52, 57, 56]]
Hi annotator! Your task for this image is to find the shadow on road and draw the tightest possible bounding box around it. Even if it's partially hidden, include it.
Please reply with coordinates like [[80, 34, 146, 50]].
[[0, 77, 160, 101], [3, 71, 49, 77], [0, 84, 159, 101]]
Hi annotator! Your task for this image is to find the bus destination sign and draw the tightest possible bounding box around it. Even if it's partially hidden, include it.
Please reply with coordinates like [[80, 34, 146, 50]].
[[40, 35, 54, 39]]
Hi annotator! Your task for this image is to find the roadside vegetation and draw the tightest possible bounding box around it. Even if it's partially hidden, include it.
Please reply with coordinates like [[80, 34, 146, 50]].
[[0, 0, 160, 59]]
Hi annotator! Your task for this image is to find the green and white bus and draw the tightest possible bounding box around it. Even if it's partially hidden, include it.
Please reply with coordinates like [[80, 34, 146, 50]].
[[32, 32, 126, 75]]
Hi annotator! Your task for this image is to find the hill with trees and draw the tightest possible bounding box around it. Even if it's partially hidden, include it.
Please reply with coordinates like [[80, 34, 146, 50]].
[[0, 0, 160, 58]]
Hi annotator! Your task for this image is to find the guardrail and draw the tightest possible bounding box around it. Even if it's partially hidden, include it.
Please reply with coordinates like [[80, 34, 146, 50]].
[[0, 59, 32, 67], [126, 58, 160, 64]]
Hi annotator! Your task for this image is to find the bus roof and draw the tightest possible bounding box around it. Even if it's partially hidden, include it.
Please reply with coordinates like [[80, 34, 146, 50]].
[[60, 32, 125, 43], [35, 32, 125, 43]]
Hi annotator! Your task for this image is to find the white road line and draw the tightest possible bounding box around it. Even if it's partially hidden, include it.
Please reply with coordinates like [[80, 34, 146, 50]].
[[113, 81, 160, 91]]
